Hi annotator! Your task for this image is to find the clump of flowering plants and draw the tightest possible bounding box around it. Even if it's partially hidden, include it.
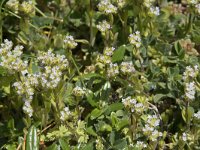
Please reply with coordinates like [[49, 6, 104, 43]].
[[0, 0, 200, 149]]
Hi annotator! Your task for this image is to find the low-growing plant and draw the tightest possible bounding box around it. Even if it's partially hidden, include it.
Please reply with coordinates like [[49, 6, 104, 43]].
[[0, 0, 200, 149]]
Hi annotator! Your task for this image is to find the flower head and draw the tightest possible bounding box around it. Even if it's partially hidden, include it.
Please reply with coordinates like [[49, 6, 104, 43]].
[[129, 31, 141, 48], [98, 0, 117, 14], [64, 35, 77, 49]]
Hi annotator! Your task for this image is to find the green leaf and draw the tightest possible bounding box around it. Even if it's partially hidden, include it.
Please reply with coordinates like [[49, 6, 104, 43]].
[[153, 93, 174, 103], [80, 73, 103, 80], [112, 45, 126, 63], [99, 124, 112, 132], [90, 108, 103, 120], [182, 107, 194, 124], [113, 139, 127, 149], [109, 131, 115, 146], [59, 138, 70, 150], [75, 39, 89, 45], [26, 125, 39, 150], [46, 143, 58, 150], [81, 141, 94, 150], [174, 41, 185, 58], [86, 91, 97, 107], [105, 103, 124, 115], [86, 126, 97, 136], [116, 119, 129, 131]]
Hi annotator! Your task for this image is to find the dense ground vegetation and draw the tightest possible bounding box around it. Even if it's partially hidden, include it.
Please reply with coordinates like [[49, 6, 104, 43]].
[[0, 0, 200, 149]]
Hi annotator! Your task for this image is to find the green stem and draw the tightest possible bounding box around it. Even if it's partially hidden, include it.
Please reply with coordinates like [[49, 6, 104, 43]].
[[0, 0, 6, 43], [185, 13, 194, 36], [70, 55, 86, 88], [34, 6, 63, 22], [89, 0, 94, 47], [186, 101, 190, 130]]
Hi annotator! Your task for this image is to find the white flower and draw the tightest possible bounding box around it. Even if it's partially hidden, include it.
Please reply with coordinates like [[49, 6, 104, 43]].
[[104, 47, 115, 56], [97, 20, 111, 32], [182, 132, 187, 141], [117, 0, 126, 8], [120, 61, 135, 74], [196, 3, 200, 14], [73, 86, 86, 96], [98, 0, 117, 14], [150, 6, 160, 16], [97, 54, 111, 64], [60, 107, 71, 121], [136, 141, 147, 148], [187, 0, 198, 5], [21, 70, 28, 76], [23, 100, 33, 117], [194, 110, 200, 119], [0, 39, 27, 73], [144, 0, 155, 8], [64, 35, 77, 49], [107, 63, 119, 77], [129, 31, 141, 48], [185, 82, 196, 100], [183, 66, 198, 80]]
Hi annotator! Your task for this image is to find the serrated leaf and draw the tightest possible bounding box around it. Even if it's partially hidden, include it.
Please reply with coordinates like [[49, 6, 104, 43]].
[[112, 45, 126, 62]]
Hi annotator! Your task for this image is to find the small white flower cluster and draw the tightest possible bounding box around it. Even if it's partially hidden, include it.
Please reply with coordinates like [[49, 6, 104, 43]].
[[150, 6, 160, 16], [128, 31, 141, 48], [120, 61, 135, 74], [196, 3, 200, 14], [5, 0, 19, 13], [142, 114, 162, 141], [117, 0, 126, 8], [23, 100, 33, 117], [183, 65, 199, 80], [187, 0, 198, 5], [73, 86, 86, 97], [40, 66, 62, 88], [38, 50, 68, 69], [38, 50, 69, 88], [107, 63, 119, 77], [185, 81, 196, 100], [182, 132, 187, 142], [64, 35, 78, 49], [20, 0, 35, 15], [185, 0, 200, 14], [97, 55, 111, 64], [103, 47, 115, 56], [13, 73, 39, 117], [194, 110, 200, 119], [122, 96, 146, 114], [143, 0, 160, 16], [60, 107, 71, 121], [135, 141, 147, 149], [97, 0, 117, 14], [183, 65, 198, 100], [97, 20, 111, 33], [97, 47, 115, 64], [0, 39, 28, 73], [144, 0, 155, 8], [1, 40, 69, 117]]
